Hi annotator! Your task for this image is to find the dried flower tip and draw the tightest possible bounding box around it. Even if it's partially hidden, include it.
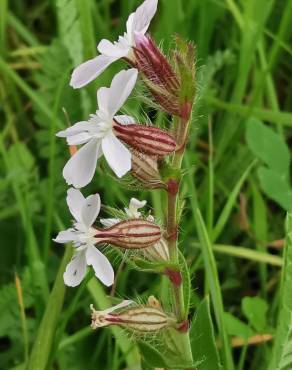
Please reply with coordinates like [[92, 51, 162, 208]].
[[91, 299, 176, 332], [131, 150, 166, 189], [95, 219, 162, 249], [113, 121, 176, 157], [147, 295, 162, 309], [69, 145, 78, 156]]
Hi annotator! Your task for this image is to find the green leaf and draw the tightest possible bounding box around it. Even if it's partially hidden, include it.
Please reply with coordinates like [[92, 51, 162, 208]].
[[246, 117, 290, 176], [242, 296, 268, 332], [139, 330, 194, 369], [268, 213, 292, 370], [258, 167, 292, 212], [137, 341, 168, 368], [27, 247, 72, 370], [212, 161, 255, 242], [224, 312, 254, 339], [190, 297, 222, 369]]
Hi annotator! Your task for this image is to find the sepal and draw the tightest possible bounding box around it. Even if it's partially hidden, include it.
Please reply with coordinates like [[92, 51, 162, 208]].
[[91, 296, 177, 332], [95, 219, 162, 249], [113, 121, 176, 157]]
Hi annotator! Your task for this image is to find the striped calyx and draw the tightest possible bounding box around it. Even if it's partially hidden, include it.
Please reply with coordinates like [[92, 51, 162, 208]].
[[113, 121, 176, 157], [95, 219, 162, 249], [143, 237, 170, 262], [131, 150, 166, 189], [91, 296, 176, 332], [134, 33, 182, 117]]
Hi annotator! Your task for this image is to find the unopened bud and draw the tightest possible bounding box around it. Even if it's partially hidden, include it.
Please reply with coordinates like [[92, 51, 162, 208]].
[[134, 34, 195, 121], [113, 121, 176, 157], [95, 219, 162, 249], [91, 297, 176, 332], [131, 150, 166, 189], [134, 34, 182, 117]]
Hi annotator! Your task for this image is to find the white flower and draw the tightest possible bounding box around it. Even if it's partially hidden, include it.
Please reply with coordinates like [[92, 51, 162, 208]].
[[54, 188, 114, 287], [57, 69, 138, 188], [100, 197, 147, 227], [70, 0, 158, 88]]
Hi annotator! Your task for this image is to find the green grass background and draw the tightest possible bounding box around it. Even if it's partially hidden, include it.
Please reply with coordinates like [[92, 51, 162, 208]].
[[0, 0, 292, 369]]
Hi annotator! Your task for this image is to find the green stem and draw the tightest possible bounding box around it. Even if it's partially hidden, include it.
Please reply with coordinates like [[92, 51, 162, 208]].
[[166, 114, 191, 322]]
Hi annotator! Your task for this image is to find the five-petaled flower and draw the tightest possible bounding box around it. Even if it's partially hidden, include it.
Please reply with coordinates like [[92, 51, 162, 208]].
[[57, 69, 138, 188], [54, 188, 114, 287], [70, 0, 158, 88]]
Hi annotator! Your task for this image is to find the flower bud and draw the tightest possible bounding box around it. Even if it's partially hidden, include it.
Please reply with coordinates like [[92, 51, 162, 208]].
[[134, 34, 182, 117], [113, 121, 176, 157], [95, 219, 162, 249], [131, 150, 166, 189], [134, 34, 195, 120], [91, 297, 176, 332]]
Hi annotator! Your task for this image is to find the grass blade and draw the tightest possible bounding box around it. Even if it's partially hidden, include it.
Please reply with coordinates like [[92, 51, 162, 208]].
[[212, 161, 255, 242], [27, 246, 72, 370], [268, 213, 292, 370], [185, 154, 234, 370]]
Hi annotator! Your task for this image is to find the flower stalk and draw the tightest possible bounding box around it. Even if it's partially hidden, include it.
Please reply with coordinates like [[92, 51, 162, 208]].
[[53, 0, 197, 368]]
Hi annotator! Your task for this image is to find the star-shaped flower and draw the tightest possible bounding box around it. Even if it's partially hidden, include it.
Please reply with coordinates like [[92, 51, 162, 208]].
[[70, 0, 158, 88], [54, 188, 114, 287], [57, 69, 138, 188]]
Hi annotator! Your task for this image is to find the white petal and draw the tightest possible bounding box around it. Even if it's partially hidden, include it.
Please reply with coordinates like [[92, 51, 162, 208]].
[[66, 188, 85, 222], [106, 69, 138, 116], [53, 229, 77, 244], [97, 86, 110, 114], [63, 251, 87, 287], [126, 13, 135, 38], [130, 198, 147, 210], [70, 55, 118, 89], [97, 39, 130, 58], [102, 132, 131, 178], [100, 218, 121, 227], [63, 139, 102, 188], [56, 121, 91, 138], [132, 0, 158, 36], [66, 132, 92, 146], [81, 194, 101, 228], [103, 300, 133, 314], [114, 115, 136, 125], [86, 246, 114, 287]]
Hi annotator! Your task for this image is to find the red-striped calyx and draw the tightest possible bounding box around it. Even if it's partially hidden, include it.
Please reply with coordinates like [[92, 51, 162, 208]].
[[131, 150, 166, 189], [91, 296, 176, 332], [113, 121, 176, 157], [134, 33, 195, 121], [95, 219, 162, 249]]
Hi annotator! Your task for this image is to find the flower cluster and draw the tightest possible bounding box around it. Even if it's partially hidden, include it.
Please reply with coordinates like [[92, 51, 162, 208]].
[[54, 0, 195, 351]]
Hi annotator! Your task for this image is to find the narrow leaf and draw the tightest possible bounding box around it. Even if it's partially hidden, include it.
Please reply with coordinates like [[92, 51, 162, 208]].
[[190, 297, 222, 369], [268, 214, 292, 370]]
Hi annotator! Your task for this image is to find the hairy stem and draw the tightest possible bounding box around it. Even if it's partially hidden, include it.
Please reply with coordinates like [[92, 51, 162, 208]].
[[166, 112, 191, 322]]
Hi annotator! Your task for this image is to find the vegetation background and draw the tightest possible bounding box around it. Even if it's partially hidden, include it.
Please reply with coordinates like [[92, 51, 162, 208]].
[[0, 0, 292, 369]]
